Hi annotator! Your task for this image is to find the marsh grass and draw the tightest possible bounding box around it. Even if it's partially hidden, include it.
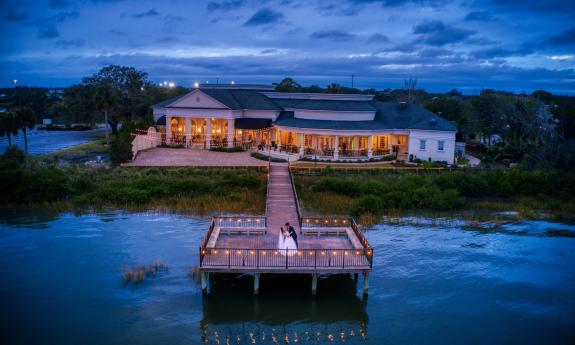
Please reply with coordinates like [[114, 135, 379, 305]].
[[122, 261, 169, 285], [295, 171, 575, 225], [0, 161, 267, 215]]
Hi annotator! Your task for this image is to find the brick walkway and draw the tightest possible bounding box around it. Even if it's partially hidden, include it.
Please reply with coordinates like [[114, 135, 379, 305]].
[[123, 148, 267, 167]]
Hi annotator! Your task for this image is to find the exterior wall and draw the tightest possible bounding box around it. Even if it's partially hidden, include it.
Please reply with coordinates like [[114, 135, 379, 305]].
[[294, 109, 375, 121], [243, 110, 281, 120], [407, 130, 456, 164]]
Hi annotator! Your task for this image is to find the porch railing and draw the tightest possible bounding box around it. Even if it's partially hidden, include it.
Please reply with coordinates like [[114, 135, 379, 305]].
[[199, 247, 372, 269], [339, 149, 369, 158]]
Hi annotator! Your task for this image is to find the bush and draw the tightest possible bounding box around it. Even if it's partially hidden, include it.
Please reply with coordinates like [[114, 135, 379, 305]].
[[110, 132, 133, 164], [209, 146, 244, 152], [250, 152, 287, 162]]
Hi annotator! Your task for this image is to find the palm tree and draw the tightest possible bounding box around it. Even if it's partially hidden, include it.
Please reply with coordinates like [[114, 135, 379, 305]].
[[94, 82, 117, 145], [14, 107, 35, 154], [0, 111, 18, 147]]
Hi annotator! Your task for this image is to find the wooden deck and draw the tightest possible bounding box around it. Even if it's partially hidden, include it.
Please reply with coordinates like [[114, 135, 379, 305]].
[[198, 163, 373, 294]]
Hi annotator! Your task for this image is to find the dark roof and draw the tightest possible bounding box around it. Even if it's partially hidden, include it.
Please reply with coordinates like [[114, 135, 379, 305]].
[[152, 89, 457, 132], [235, 118, 272, 130], [152, 94, 188, 108], [271, 99, 376, 112], [156, 115, 166, 126], [274, 102, 457, 132]]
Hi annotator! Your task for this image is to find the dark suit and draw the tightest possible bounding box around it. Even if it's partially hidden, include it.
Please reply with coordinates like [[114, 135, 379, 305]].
[[288, 225, 298, 248]]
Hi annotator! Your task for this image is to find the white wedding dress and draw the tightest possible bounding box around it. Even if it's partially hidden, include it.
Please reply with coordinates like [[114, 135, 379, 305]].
[[278, 231, 297, 256]]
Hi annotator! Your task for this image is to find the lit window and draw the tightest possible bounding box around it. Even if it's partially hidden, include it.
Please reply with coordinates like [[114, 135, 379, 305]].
[[438, 140, 444, 151], [419, 139, 426, 150]]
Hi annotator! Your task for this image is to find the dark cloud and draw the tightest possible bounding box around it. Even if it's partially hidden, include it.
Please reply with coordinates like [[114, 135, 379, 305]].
[[132, 9, 161, 18], [260, 48, 277, 55], [244, 8, 284, 26], [48, 0, 71, 9], [348, 0, 443, 7], [207, 0, 246, 12], [413, 20, 475, 46], [55, 39, 85, 49], [464, 11, 495, 22], [38, 27, 60, 39], [367, 33, 389, 44], [547, 27, 575, 47], [3, 10, 27, 22], [310, 30, 357, 41], [470, 46, 533, 59]]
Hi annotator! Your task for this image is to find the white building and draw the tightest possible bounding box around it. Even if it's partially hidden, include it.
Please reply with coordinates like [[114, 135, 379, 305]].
[[151, 84, 457, 163]]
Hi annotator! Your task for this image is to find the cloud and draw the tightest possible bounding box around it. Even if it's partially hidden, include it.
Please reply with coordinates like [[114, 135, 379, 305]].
[[48, 0, 71, 9], [3, 10, 27, 22], [260, 48, 277, 55], [55, 39, 85, 49], [38, 27, 60, 39], [317, 4, 359, 16], [547, 27, 575, 47], [464, 11, 495, 22], [413, 20, 475, 46], [244, 8, 284, 26], [367, 33, 389, 44], [133, 9, 161, 18], [470, 47, 533, 59], [310, 30, 357, 41], [207, 0, 246, 12]]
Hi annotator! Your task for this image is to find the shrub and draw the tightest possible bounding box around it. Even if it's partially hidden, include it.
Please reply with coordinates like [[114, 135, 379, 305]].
[[209, 146, 244, 152], [110, 132, 133, 164]]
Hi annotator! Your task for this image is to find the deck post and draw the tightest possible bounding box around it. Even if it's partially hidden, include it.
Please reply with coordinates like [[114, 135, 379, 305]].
[[362, 272, 369, 296], [254, 273, 260, 295], [311, 273, 318, 296], [201, 272, 209, 294]]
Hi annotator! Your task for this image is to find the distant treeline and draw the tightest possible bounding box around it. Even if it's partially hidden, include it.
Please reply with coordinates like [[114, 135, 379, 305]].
[[1, 68, 575, 167]]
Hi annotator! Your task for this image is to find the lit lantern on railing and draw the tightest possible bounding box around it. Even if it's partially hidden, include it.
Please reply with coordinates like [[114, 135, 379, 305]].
[[344, 251, 349, 256], [225, 250, 229, 255], [236, 250, 241, 255], [309, 251, 314, 256], [274, 251, 279, 256], [250, 251, 255, 255], [332, 251, 337, 256], [321, 251, 326, 256], [297, 251, 302, 256], [262, 251, 267, 255], [213, 250, 218, 254]]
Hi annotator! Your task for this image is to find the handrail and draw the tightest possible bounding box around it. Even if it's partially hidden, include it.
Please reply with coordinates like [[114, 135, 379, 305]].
[[350, 218, 373, 268], [288, 164, 302, 227], [200, 218, 216, 249], [199, 247, 372, 270], [214, 216, 266, 228]]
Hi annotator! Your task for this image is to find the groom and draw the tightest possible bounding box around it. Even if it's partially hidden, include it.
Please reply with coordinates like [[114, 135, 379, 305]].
[[285, 222, 298, 248]]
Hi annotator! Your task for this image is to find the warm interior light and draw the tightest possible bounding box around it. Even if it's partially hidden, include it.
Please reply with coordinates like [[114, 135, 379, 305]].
[[178, 126, 182, 132], [238, 130, 243, 135]]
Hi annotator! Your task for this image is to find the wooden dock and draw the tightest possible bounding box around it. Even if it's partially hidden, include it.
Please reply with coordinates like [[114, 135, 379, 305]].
[[199, 163, 373, 295]]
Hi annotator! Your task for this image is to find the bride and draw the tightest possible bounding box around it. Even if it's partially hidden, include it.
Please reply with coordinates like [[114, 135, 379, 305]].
[[278, 227, 297, 256]]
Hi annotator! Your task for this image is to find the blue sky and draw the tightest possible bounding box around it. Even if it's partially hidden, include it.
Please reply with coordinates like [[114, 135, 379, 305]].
[[0, 0, 574, 94]]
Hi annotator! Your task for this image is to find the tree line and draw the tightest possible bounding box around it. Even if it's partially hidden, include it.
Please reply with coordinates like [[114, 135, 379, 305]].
[[0, 69, 574, 169]]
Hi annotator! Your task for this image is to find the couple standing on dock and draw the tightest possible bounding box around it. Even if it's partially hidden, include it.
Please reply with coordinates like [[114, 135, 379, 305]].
[[278, 222, 298, 256]]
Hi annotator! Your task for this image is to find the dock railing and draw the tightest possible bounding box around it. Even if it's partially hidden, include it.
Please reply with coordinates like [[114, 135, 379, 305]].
[[199, 247, 372, 270], [301, 216, 373, 268]]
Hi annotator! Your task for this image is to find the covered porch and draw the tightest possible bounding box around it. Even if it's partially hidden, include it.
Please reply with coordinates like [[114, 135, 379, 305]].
[[163, 116, 272, 149], [260, 128, 409, 161]]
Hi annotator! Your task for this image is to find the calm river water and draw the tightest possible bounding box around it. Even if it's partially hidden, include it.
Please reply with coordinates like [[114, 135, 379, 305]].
[[0, 209, 574, 344]]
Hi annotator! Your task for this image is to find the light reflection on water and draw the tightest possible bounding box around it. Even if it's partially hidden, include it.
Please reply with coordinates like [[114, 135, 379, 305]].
[[0, 209, 574, 344]]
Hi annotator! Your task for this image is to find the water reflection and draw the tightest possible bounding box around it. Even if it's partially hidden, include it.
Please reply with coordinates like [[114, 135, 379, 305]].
[[200, 274, 369, 344]]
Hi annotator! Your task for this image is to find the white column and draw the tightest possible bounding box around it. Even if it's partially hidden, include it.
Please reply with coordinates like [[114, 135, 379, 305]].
[[185, 117, 192, 147], [354, 136, 359, 150], [205, 118, 212, 149], [227, 118, 234, 148], [166, 115, 172, 144], [277, 129, 281, 148], [334, 135, 339, 160], [368, 135, 373, 158], [299, 133, 305, 156]]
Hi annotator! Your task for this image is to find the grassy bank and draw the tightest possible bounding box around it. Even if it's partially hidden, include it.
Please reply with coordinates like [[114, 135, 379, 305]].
[[295, 170, 575, 221], [0, 150, 266, 215]]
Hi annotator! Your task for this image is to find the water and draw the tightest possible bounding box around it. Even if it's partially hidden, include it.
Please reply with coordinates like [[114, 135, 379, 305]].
[[0, 128, 104, 155], [0, 209, 574, 344]]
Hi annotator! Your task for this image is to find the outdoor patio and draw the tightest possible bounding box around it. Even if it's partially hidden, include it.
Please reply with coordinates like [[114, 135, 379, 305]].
[[123, 147, 267, 167]]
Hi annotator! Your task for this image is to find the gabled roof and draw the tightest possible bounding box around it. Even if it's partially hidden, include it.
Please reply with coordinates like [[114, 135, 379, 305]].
[[151, 94, 188, 108], [152, 88, 282, 111]]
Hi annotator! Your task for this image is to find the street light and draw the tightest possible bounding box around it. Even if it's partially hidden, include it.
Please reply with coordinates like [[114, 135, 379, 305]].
[[194, 82, 199, 88], [12, 79, 17, 87]]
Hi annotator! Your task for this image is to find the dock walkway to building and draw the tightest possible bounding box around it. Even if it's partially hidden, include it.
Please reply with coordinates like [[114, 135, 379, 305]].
[[199, 163, 373, 295]]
